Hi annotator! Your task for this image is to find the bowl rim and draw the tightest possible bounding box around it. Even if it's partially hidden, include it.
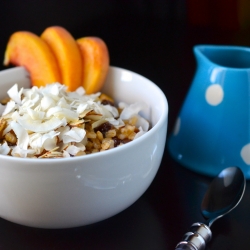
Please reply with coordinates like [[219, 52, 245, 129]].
[[0, 66, 168, 164]]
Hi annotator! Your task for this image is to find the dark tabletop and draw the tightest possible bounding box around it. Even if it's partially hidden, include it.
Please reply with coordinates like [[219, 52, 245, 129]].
[[0, 1, 249, 249]]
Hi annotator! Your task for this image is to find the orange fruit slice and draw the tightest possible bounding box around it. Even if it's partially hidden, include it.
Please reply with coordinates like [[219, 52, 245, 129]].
[[3, 31, 61, 87], [41, 26, 82, 91], [76, 37, 109, 94]]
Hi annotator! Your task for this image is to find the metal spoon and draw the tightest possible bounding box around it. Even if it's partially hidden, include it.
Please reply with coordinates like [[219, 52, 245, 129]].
[[175, 166, 246, 250]]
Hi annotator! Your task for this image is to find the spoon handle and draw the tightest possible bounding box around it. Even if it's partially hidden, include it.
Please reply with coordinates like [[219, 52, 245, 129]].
[[175, 243, 197, 250], [175, 223, 212, 250]]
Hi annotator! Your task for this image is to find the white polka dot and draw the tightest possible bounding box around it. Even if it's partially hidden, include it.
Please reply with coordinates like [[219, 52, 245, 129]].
[[241, 143, 250, 165], [173, 117, 181, 135], [205, 84, 224, 106]]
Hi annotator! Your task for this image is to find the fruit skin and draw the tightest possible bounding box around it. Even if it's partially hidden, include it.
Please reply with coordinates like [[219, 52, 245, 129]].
[[76, 37, 109, 94], [41, 26, 82, 91], [3, 31, 61, 87]]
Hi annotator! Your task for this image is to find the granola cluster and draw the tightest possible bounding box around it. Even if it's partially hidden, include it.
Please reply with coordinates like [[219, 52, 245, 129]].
[[0, 83, 149, 158]]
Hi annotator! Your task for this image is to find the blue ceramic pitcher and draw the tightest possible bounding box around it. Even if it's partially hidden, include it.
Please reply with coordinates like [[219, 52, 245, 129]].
[[168, 45, 250, 178]]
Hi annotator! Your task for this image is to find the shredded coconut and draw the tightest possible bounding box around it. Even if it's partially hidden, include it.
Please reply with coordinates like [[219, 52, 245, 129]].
[[0, 83, 149, 158]]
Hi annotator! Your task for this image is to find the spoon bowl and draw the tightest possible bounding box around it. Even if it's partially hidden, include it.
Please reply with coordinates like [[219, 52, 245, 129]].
[[176, 166, 246, 250], [202, 166, 245, 227]]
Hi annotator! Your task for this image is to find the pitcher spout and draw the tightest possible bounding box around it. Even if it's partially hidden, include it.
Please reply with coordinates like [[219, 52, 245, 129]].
[[194, 45, 250, 69]]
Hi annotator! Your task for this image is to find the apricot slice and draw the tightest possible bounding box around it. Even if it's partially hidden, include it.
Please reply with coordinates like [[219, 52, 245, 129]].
[[3, 31, 61, 87], [41, 26, 82, 91], [76, 37, 109, 94]]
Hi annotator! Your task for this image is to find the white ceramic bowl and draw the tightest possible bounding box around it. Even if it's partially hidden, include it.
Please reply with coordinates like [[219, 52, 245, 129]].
[[0, 66, 168, 229]]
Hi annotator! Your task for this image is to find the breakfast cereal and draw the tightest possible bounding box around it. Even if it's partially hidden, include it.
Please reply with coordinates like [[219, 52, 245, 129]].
[[0, 83, 149, 158]]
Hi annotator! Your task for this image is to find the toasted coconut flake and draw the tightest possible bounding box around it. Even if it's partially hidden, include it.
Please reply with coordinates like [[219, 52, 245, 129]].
[[43, 135, 59, 150], [63, 150, 71, 157], [11, 146, 36, 158], [118, 102, 128, 110], [26, 108, 45, 120], [63, 127, 86, 143], [66, 145, 82, 156], [7, 84, 22, 105], [91, 118, 107, 129], [46, 107, 78, 122], [105, 117, 124, 127], [10, 111, 20, 122], [93, 104, 113, 118], [120, 102, 148, 120], [18, 116, 67, 133], [29, 131, 60, 151], [69, 120, 85, 126], [41, 95, 56, 110], [2, 100, 16, 116], [103, 104, 119, 117], [85, 114, 103, 121], [29, 133, 42, 152], [0, 141, 10, 155], [134, 126, 147, 139], [77, 104, 89, 115], [75, 86, 85, 96], [10, 121, 29, 150], [57, 126, 70, 141], [41, 83, 61, 96], [74, 142, 86, 150], [136, 115, 149, 131], [39, 150, 64, 158], [46, 106, 62, 117]]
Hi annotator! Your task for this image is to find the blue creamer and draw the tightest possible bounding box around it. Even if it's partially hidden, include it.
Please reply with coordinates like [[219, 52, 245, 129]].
[[168, 45, 250, 178]]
